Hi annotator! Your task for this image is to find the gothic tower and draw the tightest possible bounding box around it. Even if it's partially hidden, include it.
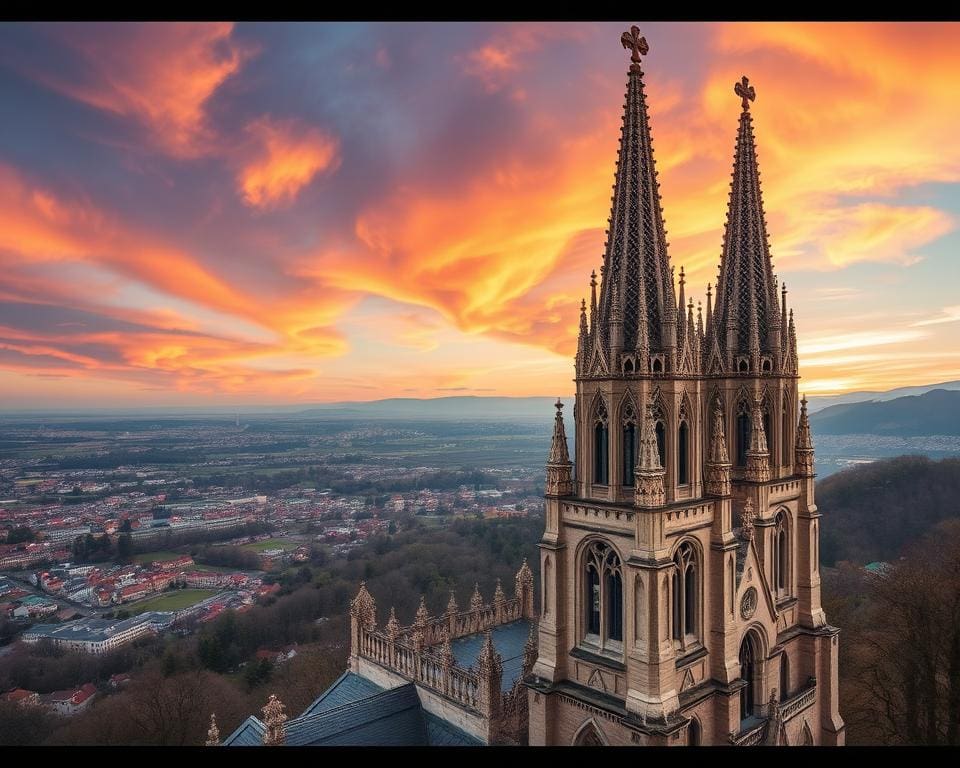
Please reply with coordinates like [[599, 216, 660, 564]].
[[527, 27, 844, 747]]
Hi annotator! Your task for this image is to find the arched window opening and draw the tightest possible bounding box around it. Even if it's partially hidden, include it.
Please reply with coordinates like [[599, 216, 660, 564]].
[[780, 653, 790, 702], [736, 408, 750, 467], [655, 421, 666, 469], [774, 510, 789, 596], [622, 401, 637, 488], [782, 405, 790, 467], [574, 722, 605, 746], [672, 542, 700, 648], [738, 359, 749, 373], [583, 541, 623, 654], [607, 570, 623, 642], [739, 633, 760, 723], [586, 563, 600, 635], [593, 399, 609, 485], [678, 421, 689, 485], [652, 357, 663, 374], [688, 718, 701, 746], [763, 410, 772, 456]]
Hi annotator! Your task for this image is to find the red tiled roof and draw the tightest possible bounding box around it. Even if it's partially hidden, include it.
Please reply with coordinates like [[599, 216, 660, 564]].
[[2, 689, 36, 703]]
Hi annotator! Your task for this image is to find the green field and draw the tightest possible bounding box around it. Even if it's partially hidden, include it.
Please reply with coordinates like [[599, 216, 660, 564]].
[[131, 589, 220, 614], [133, 551, 185, 565], [241, 538, 298, 553], [189, 563, 240, 573]]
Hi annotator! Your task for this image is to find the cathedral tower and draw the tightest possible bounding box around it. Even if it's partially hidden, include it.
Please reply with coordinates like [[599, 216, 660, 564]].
[[527, 27, 844, 747]]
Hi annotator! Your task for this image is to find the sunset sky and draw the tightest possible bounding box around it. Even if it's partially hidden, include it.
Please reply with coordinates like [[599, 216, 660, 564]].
[[1, 21, 959, 408]]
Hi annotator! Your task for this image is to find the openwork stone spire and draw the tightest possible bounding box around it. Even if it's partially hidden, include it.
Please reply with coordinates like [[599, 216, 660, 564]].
[[710, 76, 781, 372], [795, 394, 815, 476], [635, 399, 666, 507], [545, 399, 573, 496], [745, 396, 771, 482], [350, 581, 376, 630], [446, 590, 459, 616], [593, 25, 675, 369], [470, 583, 484, 612], [705, 405, 732, 496], [205, 713, 220, 747], [740, 498, 756, 542], [386, 606, 400, 639], [261, 695, 287, 746]]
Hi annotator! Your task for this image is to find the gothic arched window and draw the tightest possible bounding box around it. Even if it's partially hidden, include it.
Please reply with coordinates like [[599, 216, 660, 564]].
[[671, 541, 700, 648], [739, 632, 761, 723], [622, 402, 637, 487], [774, 510, 790, 596], [780, 652, 790, 702], [593, 400, 609, 485], [678, 421, 689, 485], [782, 403, 791, 468], [736, 399, 751, 467], [582, 541, 623, 654], [651, 396, 666, 470], [688, 718, 701, 746]]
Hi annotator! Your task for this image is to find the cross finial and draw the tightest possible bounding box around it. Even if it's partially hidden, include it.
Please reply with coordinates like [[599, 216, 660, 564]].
[[735, 75, 756, 111], [620, 25, 649, 66]]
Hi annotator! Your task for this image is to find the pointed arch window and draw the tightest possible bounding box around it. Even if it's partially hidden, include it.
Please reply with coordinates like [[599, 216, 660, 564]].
[[671, 541, 700, 649], [678, 421, 689, 485], [739, 633, 761, 723], [780, 652, 790, 701], [651, 396, 667, 471], [736, 399, 751, 467], [582, 541, 623, 655], [593, 400, 609, 485], [773, 509, 790, 597], [622, 402, 637, 487], [782, 403, 791, 469]]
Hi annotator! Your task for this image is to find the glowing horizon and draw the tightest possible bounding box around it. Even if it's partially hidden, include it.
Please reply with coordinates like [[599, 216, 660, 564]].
[[1, 21, 959, 408]]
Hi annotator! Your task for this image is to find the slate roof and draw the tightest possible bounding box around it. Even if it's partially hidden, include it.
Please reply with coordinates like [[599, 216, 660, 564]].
[[450, 618, 532, 692], [223, 674, 481, 747], [299, 670, 383, 717]]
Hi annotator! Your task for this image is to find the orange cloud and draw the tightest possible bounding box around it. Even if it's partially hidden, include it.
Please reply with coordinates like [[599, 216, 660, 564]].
[[32, 22, 254, 157], [238, 117, 340, 209]]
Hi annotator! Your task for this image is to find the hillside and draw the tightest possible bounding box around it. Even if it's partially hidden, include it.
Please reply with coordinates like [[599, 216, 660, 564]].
[[818, 455, 960, 565], [810, 389, 960, 436]]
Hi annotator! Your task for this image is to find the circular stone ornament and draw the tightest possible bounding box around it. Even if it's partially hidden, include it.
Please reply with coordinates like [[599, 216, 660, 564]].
[[740, 587, 758, 619]]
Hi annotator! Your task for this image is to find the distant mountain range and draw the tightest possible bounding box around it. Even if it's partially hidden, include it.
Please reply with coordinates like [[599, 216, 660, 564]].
[[804, 379, 960, 413], [809, 389, 960, 437]]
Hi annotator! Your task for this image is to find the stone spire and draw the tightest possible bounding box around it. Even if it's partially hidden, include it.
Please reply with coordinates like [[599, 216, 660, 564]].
[[744, 396, 771, 482], [415, 595, 430, 627], [795, 394, 815, 476], [634, 399, 666, 507], [740, 498, 756, 542], [709, 76, 780, 372], [705, 405, 732, 496], [515, 558, 535, 618], [386, 606, 400, 639], [477, 630, 504, 679], [470, 583, 484, 612], [350, 581, 376, 630], [576, 299, 589, 373], [493, 579, 506, 610], [592, 25, 675, 369], [446, 589, 458, 616], [205, 713, 220, 747], [439, 628, 455, 668], [545, 399, 573, 496], [261, 695, 287, 746]]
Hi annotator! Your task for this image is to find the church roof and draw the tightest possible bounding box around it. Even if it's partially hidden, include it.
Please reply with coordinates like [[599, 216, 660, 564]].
[[450, 618, 532, 693], [299, 670, 383, 717], [222, 672, 482, 747], [709, 76, 781, 363], [593, 27, 675, 359]]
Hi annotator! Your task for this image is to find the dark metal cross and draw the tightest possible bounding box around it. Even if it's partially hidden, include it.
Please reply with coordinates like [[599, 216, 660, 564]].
[[621, 26, 648, 64], [735, 75, 756, 110]]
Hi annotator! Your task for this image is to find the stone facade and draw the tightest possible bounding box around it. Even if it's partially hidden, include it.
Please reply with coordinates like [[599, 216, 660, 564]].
[[525, 26, 844, 747]]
